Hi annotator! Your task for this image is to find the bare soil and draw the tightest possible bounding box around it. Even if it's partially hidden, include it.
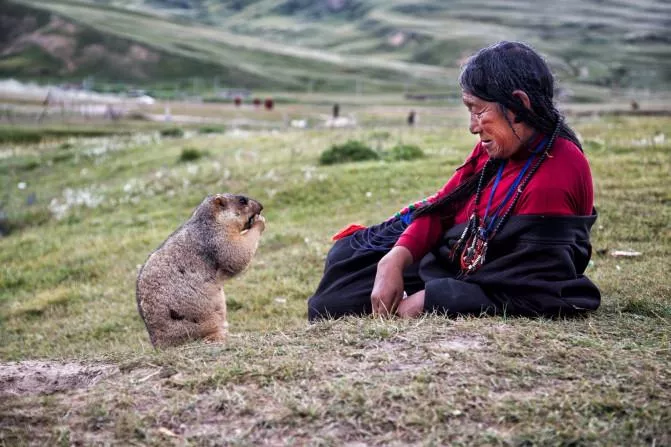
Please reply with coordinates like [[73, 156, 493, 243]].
[[0, 360, 118, 396]]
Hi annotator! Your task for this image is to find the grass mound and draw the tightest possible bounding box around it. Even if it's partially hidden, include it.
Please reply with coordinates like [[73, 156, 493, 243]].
[[178, 147, 208, 162], [319, 140, 378, 165], [160, 127, 184, 138], [198, 125, 226, 134]]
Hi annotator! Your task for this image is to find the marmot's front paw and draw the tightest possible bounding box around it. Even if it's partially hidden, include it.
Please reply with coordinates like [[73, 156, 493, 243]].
[[253, 214, 266, 232]]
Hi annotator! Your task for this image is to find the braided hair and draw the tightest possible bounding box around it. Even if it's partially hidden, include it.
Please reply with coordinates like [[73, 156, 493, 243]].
[[413, 41, 579, 222]]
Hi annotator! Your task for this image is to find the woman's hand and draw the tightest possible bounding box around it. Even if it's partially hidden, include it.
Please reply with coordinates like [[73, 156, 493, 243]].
[[396, 290, 425, 319], [371, 246, 413, 317]]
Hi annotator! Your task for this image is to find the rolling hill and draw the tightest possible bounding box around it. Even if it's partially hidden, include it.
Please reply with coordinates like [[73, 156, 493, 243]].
[[1, 0, 670, 94]]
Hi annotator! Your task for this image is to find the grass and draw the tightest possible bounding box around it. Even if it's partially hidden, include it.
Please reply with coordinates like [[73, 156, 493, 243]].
[[0, 113, 669, 445], [0, 125, 133, 144]]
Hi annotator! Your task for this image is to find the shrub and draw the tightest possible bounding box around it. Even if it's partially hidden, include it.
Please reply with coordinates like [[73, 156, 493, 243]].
[[179, 147, 208, 162], [319, 140, 378, 165], [160, 127, 184, 138], [198, 125, 226, 134], [387, 144, 424, 161]]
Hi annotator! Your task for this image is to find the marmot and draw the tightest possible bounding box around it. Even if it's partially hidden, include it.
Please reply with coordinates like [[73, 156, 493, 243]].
[[136, 193, 265, 348]]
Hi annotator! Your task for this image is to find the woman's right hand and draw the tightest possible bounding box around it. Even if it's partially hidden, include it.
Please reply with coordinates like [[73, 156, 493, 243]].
[[371, 246, 413, 317]]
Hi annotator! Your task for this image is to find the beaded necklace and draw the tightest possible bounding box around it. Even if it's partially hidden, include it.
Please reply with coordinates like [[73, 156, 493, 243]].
[[451, 121, 562, 276]]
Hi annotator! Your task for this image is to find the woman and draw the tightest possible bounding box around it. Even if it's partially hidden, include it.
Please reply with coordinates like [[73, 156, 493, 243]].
[[308, 41, 600, 321]]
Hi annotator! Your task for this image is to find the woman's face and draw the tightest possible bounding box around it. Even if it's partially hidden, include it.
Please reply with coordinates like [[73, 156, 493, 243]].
[[462, 91, 529, 159]]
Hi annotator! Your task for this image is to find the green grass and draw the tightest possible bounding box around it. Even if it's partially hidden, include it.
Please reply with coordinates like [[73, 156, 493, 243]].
[[0, 125, 133, 144], [0, 114, 669, 444]]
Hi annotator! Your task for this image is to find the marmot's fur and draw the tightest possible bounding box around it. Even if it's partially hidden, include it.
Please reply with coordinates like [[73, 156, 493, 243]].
[[136, 193, 265, 348]]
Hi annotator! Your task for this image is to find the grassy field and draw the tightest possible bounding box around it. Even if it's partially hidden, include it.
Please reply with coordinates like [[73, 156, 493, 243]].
[[0, 112, 669, 445]]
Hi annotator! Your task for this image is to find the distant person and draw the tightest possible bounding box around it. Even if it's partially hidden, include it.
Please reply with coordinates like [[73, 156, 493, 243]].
[[308, 41, 600, 320], [333, 103, 340, 118], [407, 110, 416, 126]]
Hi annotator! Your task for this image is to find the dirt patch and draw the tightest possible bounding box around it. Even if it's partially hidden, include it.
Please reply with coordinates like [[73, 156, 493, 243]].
[[436, 336, 485, 352], [0, 361, 118, 396]]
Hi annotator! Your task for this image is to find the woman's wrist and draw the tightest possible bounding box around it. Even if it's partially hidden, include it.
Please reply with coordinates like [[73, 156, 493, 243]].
[[379, 246, 413, 271]]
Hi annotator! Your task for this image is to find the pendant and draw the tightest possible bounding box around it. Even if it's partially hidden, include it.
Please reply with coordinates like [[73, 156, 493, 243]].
[[449, 213, 478, 262], [459, 233, 488, 275]]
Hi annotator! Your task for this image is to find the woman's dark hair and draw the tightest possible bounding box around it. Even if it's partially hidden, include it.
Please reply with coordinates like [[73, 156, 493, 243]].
[[413, 41, 579, 222]]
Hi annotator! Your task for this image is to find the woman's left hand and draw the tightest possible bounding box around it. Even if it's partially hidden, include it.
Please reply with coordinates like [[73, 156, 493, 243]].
[[396, 290, 425, 318]]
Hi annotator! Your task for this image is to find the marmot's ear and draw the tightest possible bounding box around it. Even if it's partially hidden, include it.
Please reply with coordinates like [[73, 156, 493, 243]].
[[214, 196, 228, 208]]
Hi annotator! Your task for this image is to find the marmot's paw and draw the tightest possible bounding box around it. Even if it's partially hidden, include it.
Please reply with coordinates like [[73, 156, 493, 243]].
[[241, 213, 265, 235], [254, 214, 266, 232], [203, 330, 227, 344]]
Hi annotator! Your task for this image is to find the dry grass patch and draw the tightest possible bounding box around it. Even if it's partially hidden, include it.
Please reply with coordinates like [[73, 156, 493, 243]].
[[1, 316, 669, 445]]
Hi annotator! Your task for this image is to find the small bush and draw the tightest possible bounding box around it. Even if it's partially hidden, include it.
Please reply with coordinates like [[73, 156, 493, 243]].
[[179, 147, 208, 162], [198, 125, 226, 134], [160, 127, 184, 138], [319, 140, 378, 165], [387, 144, 424, 161]]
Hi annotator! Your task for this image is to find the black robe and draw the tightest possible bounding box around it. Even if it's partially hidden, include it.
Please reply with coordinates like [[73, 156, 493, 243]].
[[307, 211, 600, 321]]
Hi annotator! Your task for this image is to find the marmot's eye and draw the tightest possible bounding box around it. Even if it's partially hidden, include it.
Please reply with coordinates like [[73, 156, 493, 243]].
[[239, 197, 248, 206]]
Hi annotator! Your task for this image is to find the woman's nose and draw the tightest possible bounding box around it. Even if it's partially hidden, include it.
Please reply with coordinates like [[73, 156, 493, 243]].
[[469, 115, 481, 134]]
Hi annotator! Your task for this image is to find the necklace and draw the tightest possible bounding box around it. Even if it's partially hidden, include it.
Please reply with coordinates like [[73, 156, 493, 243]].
[[450, 123, 562, 276]]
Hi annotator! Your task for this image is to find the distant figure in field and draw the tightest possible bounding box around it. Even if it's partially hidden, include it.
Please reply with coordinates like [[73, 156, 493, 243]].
[[333, 103, 340, 118], [264, 98, 274, 111], [407, 110, 416, 127], [253, 98, 261, 108], [308, 41, 600, 321], [630, 100, 639, 111], [234, 97, 242, 107]]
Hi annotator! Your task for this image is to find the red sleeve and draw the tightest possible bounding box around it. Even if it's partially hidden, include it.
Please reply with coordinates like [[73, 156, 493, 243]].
[[395, 144, 482, 262], [516, 138, 594, 216]]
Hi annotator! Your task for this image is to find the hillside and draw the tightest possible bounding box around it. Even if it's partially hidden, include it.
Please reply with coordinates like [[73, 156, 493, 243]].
[[0, 1, 232, 83], [2, 0, 671, 93]]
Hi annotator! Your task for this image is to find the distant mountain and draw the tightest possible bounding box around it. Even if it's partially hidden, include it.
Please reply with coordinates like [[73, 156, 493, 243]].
[[2, 0, 670, 94], [0, 1, 229, 83]]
